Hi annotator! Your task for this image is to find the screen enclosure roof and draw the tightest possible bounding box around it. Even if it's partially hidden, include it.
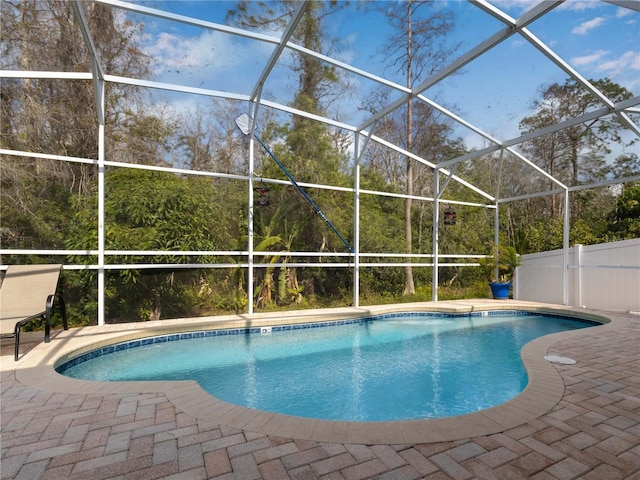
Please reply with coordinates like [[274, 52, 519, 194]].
[[3, 0, 640, 202]]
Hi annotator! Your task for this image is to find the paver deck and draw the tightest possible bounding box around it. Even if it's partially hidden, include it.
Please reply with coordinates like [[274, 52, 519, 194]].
[[2, 300, 639, 479]]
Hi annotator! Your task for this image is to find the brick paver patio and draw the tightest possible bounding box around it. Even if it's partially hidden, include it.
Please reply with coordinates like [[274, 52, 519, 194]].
[[2, 301, 639, 479]]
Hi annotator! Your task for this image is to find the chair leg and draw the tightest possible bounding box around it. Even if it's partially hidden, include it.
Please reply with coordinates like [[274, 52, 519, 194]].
[[12, 294, 66, 360], [45, 294, 54, 343], [14, 324, 20, 361], [60, 297, 68, 330]]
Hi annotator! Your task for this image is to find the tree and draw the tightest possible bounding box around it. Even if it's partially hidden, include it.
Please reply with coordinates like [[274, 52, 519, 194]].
[[519, 78, 635, 219], [174, 99, 250, 174], [607, 185, 640, 240], [211, 100, 251, 175], [176, 110, 214, 172], [1, 0, 151, 248], [66, 168, 227, 321], [515, 78, 637, 250], [611, 153, 640, 190], [379, 0, 456, 295], [227, 1, 353, 307]]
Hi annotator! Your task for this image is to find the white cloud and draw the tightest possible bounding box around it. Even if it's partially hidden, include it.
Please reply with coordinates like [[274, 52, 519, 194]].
[[334, 33, 358, 65], [558, 1, 602, 12], [596, 50, 640, 76], [570, 49, 640, 85], [571, 49, 609, 67], [144, 30, 252, 77], [616, 7, 633, 19], [133, 25, 288, 97], [571, 16, 606, 35]]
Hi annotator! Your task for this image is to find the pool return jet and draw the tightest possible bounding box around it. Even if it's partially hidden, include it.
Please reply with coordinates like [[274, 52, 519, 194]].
[[235, 113, 354, 254]]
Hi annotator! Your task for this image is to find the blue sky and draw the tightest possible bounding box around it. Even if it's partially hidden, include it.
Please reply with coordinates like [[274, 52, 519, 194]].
[[124, 0, 639, 152]]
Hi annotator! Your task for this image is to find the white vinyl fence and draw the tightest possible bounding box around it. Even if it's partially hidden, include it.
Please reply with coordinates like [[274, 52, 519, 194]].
[[514, 238, 640, 313]]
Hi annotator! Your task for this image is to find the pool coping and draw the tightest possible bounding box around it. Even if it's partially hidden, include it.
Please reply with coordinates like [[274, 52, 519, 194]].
[[7, 300, 627, 445]]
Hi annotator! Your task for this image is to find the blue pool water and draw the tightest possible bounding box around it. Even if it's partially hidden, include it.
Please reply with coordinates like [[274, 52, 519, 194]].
[[57, 312, 597, 421]]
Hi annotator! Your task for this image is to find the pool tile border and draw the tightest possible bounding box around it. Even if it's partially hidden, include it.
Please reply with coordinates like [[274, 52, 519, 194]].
[[55, 309, 599, 375], [9, 300, 626, 445]]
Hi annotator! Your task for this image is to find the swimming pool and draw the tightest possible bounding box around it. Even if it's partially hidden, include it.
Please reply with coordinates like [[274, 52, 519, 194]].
[[56, 311, 598, 421]]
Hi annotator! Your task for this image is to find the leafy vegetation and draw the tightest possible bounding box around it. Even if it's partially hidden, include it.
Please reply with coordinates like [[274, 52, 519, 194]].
[[1, 1, 637, 326], [477, 245, 520, 284]]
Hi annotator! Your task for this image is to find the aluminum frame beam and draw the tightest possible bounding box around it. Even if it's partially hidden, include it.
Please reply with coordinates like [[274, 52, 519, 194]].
[[249, 1, 309, 102], [88, 0, 571, 189], [603, 1, 640, 13], [357, 1, 563, 132], [438, 95, 640, 172], [478, 0, 640, 139]]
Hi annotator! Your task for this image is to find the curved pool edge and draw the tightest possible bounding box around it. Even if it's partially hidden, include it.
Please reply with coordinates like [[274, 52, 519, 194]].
[[9, 300, 627, 445]]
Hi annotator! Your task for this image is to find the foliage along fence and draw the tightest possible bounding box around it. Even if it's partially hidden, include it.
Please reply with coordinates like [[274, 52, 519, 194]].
[[514, 238, 640, 313]]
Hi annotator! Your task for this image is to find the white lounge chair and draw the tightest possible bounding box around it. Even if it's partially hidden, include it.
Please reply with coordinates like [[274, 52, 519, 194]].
[[0, 264, 68, 360]]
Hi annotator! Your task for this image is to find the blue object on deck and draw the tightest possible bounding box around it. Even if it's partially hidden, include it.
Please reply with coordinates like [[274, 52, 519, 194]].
[[490, 282, 512, 299]]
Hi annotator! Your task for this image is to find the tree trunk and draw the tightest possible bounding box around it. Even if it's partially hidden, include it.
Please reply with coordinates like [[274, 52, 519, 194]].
[[404, 3, 415, 295], [149, 292, 161, 321]]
